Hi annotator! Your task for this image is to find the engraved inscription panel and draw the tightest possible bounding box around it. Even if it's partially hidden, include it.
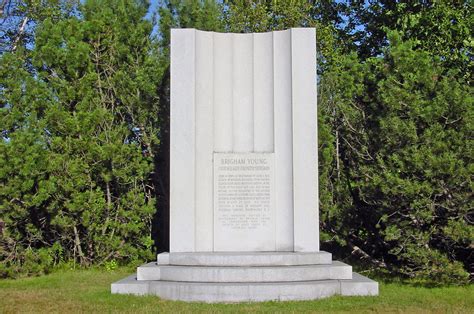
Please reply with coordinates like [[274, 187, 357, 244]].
[[214, 153, 275, 251]]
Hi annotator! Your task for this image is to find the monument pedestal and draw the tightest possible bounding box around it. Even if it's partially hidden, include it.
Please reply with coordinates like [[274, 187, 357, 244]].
[[112, 28, 379, 302], [112, 252, 378, 302]]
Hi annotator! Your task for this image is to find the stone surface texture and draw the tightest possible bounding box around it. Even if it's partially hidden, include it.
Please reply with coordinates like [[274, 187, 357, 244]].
[[136, 261, 352, 282], [170, 28, 318, 253], [112, 252, 378, 302], [111, 28, 378, 302], [157, 251, 332, 266], [213, 153, 276, 251]]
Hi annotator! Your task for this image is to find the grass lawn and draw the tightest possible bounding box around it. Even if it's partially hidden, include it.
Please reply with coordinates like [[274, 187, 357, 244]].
[[0, 267, 473, 313]]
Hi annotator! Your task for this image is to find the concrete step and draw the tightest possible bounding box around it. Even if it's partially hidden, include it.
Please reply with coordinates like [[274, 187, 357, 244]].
[[111, 272, 378, 302], [157, 251, 332, 266], [137, 261, 352, 282]]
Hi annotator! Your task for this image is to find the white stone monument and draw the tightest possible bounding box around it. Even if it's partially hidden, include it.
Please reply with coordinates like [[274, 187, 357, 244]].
[[111, 28, 378, 302]]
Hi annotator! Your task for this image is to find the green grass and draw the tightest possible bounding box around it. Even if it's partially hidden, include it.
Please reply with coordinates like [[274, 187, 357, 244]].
[[0, 267, 473, 313]]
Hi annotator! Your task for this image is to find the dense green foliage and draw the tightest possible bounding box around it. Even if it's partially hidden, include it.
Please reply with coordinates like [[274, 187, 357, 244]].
[[320, 33, 472, 283], [1, 0, 472, 283], [0, 0, 159, 276]]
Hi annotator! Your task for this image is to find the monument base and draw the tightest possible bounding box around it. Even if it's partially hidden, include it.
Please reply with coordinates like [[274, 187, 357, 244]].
[[111, 252, 378, 302]]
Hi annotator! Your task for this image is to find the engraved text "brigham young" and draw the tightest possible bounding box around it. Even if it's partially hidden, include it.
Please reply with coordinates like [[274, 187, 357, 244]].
[[221, 158, 268, 165]]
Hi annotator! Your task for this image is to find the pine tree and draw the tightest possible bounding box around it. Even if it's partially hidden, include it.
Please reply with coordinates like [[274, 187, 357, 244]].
[[0, 0, 161, 276], [321, 32, 472, 283]]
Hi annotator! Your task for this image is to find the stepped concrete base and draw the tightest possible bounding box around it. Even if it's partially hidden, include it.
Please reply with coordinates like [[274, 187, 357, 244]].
[[111, 272, 378, 302], [156, 251, 332, 266], [111, 252, 378, 302], [137, 261, 352, 282]]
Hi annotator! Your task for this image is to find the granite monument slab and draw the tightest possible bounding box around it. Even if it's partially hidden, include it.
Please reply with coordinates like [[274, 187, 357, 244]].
[[112, 28, 378, 302]]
